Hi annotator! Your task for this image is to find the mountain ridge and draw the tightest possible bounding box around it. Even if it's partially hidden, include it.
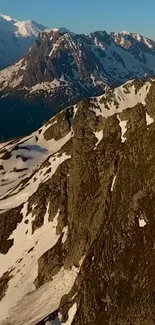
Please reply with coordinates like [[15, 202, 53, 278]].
[[0, 12, 155, 71], [1, 14, 155, 141], [1, 26, 155, 140], [0, 77, 155, 324], [1, 12, 155, 325]]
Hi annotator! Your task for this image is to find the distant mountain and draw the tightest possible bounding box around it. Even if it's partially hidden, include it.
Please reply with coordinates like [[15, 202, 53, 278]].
[[1, 78, 155, 325], [1, 27, 155, 139], [0, 14, 47, 69]]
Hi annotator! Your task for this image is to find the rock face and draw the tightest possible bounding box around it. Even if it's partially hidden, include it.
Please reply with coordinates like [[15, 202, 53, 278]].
[[1, 29, 155, 139], [1, 78, 155, 324]]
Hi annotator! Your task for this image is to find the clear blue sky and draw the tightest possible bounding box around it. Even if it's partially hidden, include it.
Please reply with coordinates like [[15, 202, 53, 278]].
[[0, 0, 155, 39]]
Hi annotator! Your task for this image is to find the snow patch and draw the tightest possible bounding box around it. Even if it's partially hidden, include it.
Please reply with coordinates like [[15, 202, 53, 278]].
[[0, 126, 72, 210], [146, 111, 154, 126], [62, 302, 77, 325], [0, 59, 23, 89], [133, 33, 142, 42], [121, 31, 131, 35], [111, 175, 116, 192], [0, 206, 60, 323], [94, 130, 103, 148], [0, 14, 14, 22], [117, 115, 128, 142], [48, 27, 72, 35], [3, 267, 80, 325], [73, 105, 78, 118], [62, 226, 68, 244], [0, 152, 71, 210], [144, 37, 153, 49], [138, 218, 147, 228], [30, 80, 61, 93], [90, 81, 151, 119], [49, 43, 60, 56]]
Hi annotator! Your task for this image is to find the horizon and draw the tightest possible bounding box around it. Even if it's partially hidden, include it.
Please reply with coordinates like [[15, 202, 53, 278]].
[[0, 12, 155, 42], [0, 0, 155, 41]]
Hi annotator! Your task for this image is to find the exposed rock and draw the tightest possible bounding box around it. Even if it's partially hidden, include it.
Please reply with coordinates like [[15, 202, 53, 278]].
[[0, 271, 12, 302], [0, 205, 23, 254], [1, 79, 155, 325], [34, 236, 66, 288]]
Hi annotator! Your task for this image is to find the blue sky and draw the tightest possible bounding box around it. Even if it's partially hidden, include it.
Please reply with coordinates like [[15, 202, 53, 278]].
[[1, 0, 155, 39]]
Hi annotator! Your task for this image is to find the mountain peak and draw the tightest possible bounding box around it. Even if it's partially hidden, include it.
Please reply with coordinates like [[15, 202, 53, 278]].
[[121, 30, 131, 35], [0, 13, 15, 22], [0, 15, 47, 69], [111, 30, 154, 50], [0, 14, 47, 37], [46, 27, 74, 35], [120, 30, 142, 39]]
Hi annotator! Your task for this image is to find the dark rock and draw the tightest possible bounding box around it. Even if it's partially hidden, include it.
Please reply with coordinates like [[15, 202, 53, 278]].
[[0, 271, 12, 302], [0, 205, 23, 254]]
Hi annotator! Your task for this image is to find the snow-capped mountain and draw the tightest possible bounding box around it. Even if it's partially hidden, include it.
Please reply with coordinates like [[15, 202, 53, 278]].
[[1, 27, 155, 140], [111, 30, 155, 50], [0, 14, 47, 69], [0, 78, 155, 325]]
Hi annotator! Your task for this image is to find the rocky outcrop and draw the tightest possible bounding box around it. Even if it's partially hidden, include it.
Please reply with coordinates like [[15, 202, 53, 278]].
[[0, 205, 23, 254]]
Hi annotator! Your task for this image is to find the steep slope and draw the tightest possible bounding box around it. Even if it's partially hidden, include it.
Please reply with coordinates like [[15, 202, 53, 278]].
[[1, 78, 155, 325], [0, 14, 46, 69], [1, 29, 155, 140]]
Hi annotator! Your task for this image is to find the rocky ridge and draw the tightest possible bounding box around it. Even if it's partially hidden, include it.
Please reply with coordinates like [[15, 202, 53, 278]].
[[1, 29, 155, 140], [0, 78, 155, 324]]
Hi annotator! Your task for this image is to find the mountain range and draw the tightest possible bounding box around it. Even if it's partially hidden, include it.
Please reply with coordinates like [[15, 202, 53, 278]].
[[1, 12, 155, 325], [1, 14, 155, 139], [0, 78, 155, 325]]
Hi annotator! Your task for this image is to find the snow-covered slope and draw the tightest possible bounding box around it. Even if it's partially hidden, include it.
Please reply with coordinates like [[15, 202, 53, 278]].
[[0, 14, 46, 69], [0, 78, 155, 325], [0, 107, 75, 325]]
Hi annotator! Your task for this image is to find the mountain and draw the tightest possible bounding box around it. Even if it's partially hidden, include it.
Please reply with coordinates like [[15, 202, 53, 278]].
[[111, 30, 155, 49], [0, 78, 155, 325], [1, 28, 155, 140], [0, 14, 47, 69]]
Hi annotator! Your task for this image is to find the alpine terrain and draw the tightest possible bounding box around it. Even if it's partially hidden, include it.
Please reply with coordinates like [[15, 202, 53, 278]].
[[1, 78, 155, 325], [1, 27, 155, 139], [0, 14, 47, 70]]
